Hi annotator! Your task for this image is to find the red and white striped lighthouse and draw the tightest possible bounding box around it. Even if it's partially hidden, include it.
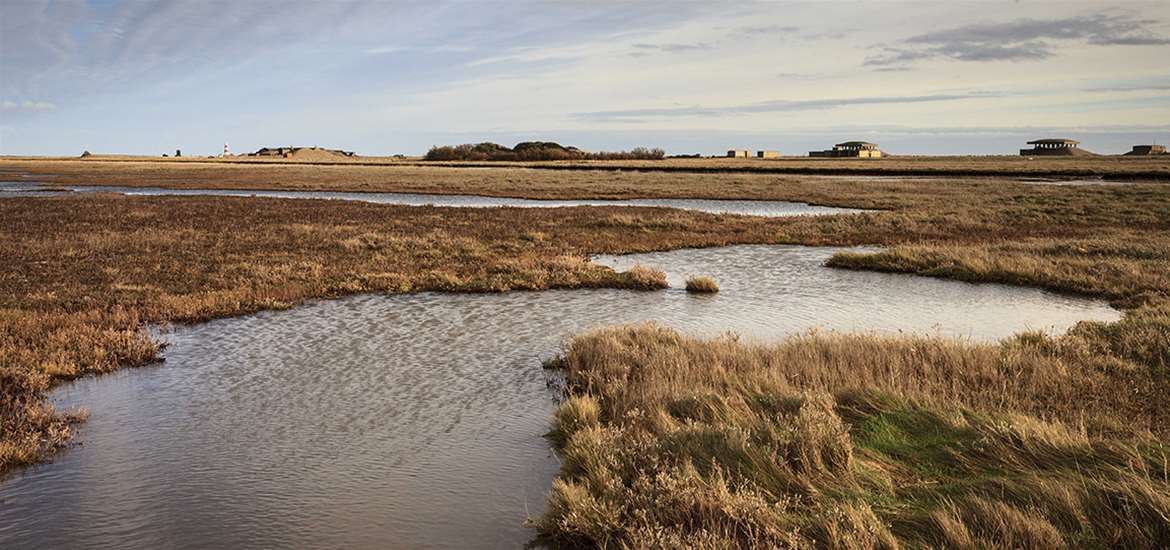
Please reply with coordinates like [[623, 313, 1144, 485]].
[[222, 142, 230, 157]]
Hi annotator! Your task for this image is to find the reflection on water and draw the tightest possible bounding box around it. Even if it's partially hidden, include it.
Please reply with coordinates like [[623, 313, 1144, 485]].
[[0, 245, 1118, 549], [0, 182, 860, 217]]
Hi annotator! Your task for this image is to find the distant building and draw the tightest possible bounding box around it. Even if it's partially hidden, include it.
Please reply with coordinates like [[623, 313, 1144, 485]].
[[253, 146, 296, 157], [809, 141, 882, 158], [1019, 138, 1088, 156], [756, 150, 780, 159], [1124, 144, 1167, 156], [727, 149, 750, 158]]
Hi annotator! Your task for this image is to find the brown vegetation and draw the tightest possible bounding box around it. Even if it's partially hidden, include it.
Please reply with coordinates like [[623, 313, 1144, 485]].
[[537, 319, 1170, 548], [4, 154, 1167, 179], [685, 276, 720, 293], [2, 164, 1169, 474], [2, 158, 1170, 548]]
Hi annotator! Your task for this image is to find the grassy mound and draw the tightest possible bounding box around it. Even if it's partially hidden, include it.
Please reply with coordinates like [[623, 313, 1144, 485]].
[[536, 318, 1170, 548], [685, 276, 719, 293], [617, 265, 669, 290]]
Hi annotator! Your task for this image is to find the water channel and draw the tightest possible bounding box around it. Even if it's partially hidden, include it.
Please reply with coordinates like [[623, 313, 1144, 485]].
[[0, 244, 1119, 549]]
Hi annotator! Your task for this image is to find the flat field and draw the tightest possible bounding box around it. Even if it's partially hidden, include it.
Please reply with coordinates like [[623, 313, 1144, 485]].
[[2, 155, 1169, 197]]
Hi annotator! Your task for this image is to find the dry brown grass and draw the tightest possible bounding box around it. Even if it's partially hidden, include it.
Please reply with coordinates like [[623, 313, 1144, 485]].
[[685, 276, 720, 293], [3, 158, 1169, 205], [2, 157, 1170, 550], [620, 265, 669, 290], [5, 154, 1169, 178], [536, 322, 1170, 548]]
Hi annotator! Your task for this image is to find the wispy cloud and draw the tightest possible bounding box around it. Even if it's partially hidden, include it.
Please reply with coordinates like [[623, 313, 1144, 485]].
[[739, 24, 800, 35], [631, 42, 711, 53], [1083, 84, 1170, 93], [869, 14, 1170, 66], [577, 93, 998, 121], [1, 100, 57, 112]]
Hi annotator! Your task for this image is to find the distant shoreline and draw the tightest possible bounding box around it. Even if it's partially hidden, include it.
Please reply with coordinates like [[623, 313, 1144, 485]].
[[3, 155, 1169, 181]]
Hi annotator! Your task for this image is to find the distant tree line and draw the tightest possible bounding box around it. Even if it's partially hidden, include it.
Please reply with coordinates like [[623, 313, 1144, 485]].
[[424, 141, 665, 161]]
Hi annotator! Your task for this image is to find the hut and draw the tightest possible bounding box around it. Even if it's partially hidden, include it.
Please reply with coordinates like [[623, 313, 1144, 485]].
[[756, 150, 780, 159], [727, 150, 750, 158], [1019, 139, 1089, 156], [1125, 144, 1167, 156], [809, 141, 882, 158]]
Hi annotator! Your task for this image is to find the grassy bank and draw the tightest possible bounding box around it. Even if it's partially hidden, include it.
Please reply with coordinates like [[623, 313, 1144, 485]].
[[538, 320, 1170, 548]]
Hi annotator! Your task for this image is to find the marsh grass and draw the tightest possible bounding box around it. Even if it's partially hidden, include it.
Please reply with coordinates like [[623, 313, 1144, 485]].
[[685, 276, 719, 293], [537, 321, 1170, 548], [2, 158, 1170, 503]]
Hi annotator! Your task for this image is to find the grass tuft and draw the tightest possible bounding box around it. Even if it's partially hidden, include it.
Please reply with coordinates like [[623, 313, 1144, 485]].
[[618, 264, 669, 290], [685, 275, 720, 293]]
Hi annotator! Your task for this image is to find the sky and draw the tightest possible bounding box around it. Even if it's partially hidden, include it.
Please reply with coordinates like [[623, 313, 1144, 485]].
[[1, 0, 1169, 156]]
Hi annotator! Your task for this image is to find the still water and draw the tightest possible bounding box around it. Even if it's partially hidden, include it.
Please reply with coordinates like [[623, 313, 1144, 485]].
[[0, 245, 1118, 549], [0, 182, 860, 217]]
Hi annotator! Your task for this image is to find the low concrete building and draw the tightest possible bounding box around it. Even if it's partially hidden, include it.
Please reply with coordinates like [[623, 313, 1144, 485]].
[[1020, 139, 1085, 156], [809, 141, 882, 158], [1125, 144, 1167, 156], [727, 149, 750, 158], [756, 150, 780, 159]]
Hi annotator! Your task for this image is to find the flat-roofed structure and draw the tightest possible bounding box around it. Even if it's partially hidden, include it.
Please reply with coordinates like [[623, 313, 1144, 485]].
[[809, 141, 882, 158], [1125, 144, 1167, 156], [727, 149, 749, 158], [756, 150, 780, 159], [1020, 139, 1088, 156]]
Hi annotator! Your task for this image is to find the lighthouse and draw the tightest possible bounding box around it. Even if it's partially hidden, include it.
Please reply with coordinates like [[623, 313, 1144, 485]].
[[222, 142, 231, 157]]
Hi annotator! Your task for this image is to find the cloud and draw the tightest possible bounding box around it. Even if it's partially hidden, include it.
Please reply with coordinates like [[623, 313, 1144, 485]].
[[1, 100, 57, 111], [869, 14, 1170, 66], [776, 72, 821, 79], [577, 93, 997, 121], [739, 24, 800, 35], [631, 42, 711, 53], [1084, 83, 1170, 93], [365, 46, 406, 55]]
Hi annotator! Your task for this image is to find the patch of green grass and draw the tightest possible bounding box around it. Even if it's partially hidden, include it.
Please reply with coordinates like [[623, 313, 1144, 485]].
[[853, 407, 975, 479]]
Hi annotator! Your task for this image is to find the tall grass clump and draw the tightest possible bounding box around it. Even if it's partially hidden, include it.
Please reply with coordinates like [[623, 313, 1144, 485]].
[[685, 275, 719, 293], [616, 264, 669, 290], [536, 318, 1170, 548]]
